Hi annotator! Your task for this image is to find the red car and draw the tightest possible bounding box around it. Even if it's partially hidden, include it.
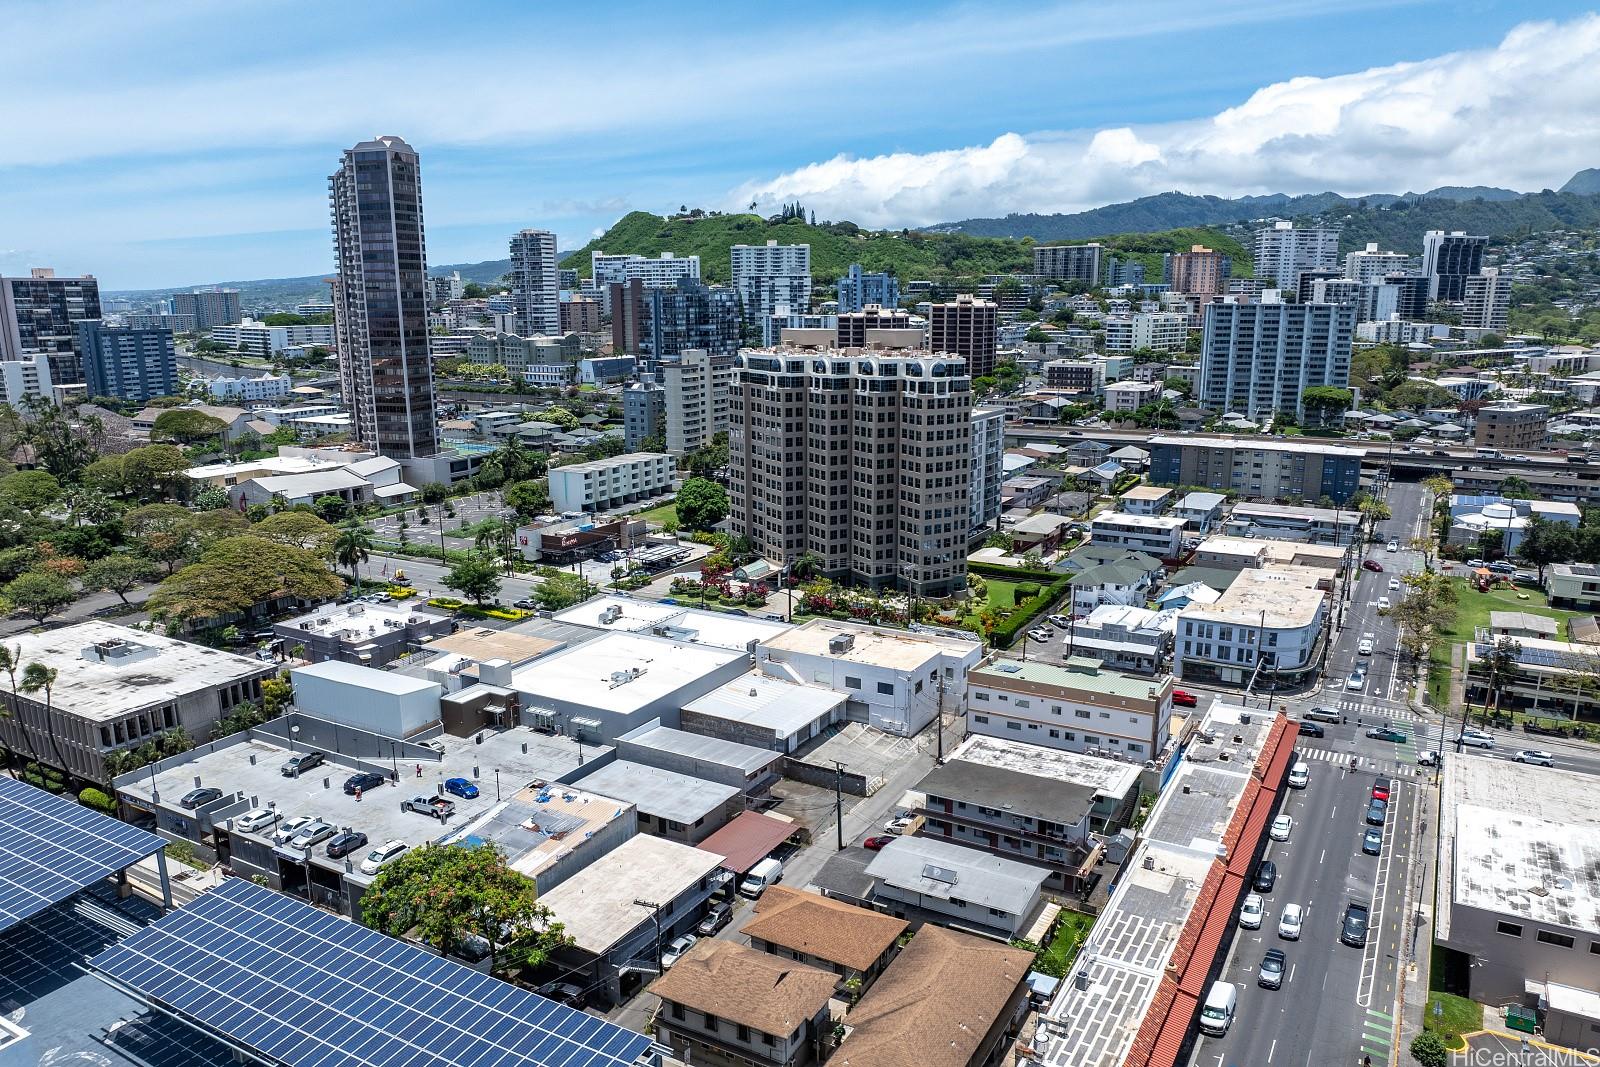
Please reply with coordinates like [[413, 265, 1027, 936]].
[[1171, 689, 1198, 707], [1371, 776, 1393, 802], [862, 835, 895, 851], [1362, 559, 1384, 573]]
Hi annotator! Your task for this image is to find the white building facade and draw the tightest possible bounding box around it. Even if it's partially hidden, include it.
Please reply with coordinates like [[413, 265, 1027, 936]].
[[509, 228, 561, 336], [548, 452, 675, 514], [731, 241, 811, 327]]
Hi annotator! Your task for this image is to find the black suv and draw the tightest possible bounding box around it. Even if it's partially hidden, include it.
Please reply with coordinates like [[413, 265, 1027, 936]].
[[344, 771, 387, 795], [1341, 901, 1370, 947], [1253, 860, 1278, 893]]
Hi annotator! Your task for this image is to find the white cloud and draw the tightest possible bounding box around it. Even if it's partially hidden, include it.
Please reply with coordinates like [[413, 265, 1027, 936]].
[[731, 14, 1600, 226]]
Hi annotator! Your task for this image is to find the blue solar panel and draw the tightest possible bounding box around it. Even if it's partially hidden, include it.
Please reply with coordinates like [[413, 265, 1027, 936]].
[[0, 775, 165, 931], [91, 878, 654, 1067]]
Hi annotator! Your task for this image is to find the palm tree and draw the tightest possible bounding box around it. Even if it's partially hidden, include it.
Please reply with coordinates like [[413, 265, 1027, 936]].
[[0, 643, 35, 768], [21, 663, 64, 778], [474, 519, 504, 559], [333, 524, 374, 589]]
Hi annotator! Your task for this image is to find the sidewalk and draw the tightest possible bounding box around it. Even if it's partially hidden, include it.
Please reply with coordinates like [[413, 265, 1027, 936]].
[[1396, 653, 1439, 1066]]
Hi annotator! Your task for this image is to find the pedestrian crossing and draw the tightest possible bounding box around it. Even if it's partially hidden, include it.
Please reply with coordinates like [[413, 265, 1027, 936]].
[[1293, 746, 1419, 775], [1330, 699, 1419, 723]]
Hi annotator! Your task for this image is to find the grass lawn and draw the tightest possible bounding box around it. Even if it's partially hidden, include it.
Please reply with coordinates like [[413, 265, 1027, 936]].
[[1423, 992, 1482, 1048], [632, 502, 679, 526], [959, 578, 1035, 630], [1035, 910, 1096, 977], [1426, 578, 1588, 706]]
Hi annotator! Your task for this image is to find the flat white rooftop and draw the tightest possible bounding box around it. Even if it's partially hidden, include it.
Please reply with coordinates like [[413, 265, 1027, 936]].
[[291, 659, 440, 697], [553, 595, 791, 652], [758, 618, 978, 670], [538, 834, 724, 954], [576, 760, 739, 824], [279, 600, 445, 641], [950, 735, 1142, 798], [511, 631, 744, 716], [684, 671, 846, 736], [1180, 565, 1326, 629]]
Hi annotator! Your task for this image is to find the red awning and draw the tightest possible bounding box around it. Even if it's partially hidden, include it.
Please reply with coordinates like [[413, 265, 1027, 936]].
[[695, 811, 795, 874]]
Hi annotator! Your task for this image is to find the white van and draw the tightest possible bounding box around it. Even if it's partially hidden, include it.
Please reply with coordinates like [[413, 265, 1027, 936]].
[[739, 857, 784, 898], [1198, 981, 1237, 1036], [1287, 761, 1310, 789]]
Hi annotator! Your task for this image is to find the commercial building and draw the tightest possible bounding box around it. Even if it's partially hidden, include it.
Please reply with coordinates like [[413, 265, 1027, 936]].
[[651, 940, 838, 1067], [503, 227, 560, 337], [548, 452, 675, 514], [1252, 221, 1339, 292], [1148, 435, 1366, 505], [1344, 243, 1412, 284], [1090, 512, 1185, 558], [1462, 634, 1600, 721], [329, 135, 437, 459], [576, 759, 741, 845], [1437, 756, 1600, 1046], [836, 304, 914, 348], [865, 835, 1048, 938], [0, 267, 102, 383], [970, 407, 1005, 540], [170, 288, 241, 328], [727, 347, 973, 596], [1462, 268, 1512, 332], [1175, 564, 1328, 685], [274, 601, 453, 667], [1166, 246, 1226, 296], [76, 319, 177, 402], [590, 249, 701, 313], [927, 293, 998, 378], [0, 622, 274, 783], [837, 264, 901, 313], [1197, 296, 1354, 423], [967, 657, 1172, 761], [1223, 501, 1362, 545], [681, 672, 848, 754], [914, 734, 1141, 892], [744, 886, 907, 992], [1547, 563, 1600, 610], [662, 348, 734, 453], [613, 277, 741, 360], [1033, 244, 1102, 284], [616, 724, 784, 796], [755, 619, 984, 737], [732, 240, 812, 330], [1068, 604, 1174, 674], [1422, 230, 1488, 301], [1475, 401, 1550, 450], [623, 381, 666, 450], [210, 318, 335, 358], [0, 353, 52, 406]]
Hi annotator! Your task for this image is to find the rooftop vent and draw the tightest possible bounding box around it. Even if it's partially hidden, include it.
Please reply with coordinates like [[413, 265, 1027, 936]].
[[922, 863, 959, 886], [599, 605, 623, 625], [608, 667, 646, 688], [80, 638, 158, 665], [828, 633, 855, 655]]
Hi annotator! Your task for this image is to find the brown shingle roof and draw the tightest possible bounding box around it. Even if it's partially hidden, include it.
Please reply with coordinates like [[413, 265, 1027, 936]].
[[834, 926, 1031, 1067], [743, 886, 908, 972], [649, 940, 836, 1037]]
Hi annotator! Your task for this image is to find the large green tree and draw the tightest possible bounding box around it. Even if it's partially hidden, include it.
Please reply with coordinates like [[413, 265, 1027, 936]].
[[0, 470, 63, 512], [4, 570, 75, 624], [675, 477, 729, 530], [80, 554, 160, 606], [443, 556, 501, 605], [147, 535, 342, 626], [121, 444, 192, 501], [1519, 515, 1578, 581], [502, 479, 550, 518], [534, 571, 590, 611], [126, 503, 200, 573], [1300, 385, 1353, 427], [151, 408, 228, 446], [252, 511, 339, 556], [359, 843, 568, 975]]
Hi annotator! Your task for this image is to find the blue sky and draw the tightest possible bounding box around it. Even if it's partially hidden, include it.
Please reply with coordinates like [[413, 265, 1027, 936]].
[[3, 0, 1599, 290]]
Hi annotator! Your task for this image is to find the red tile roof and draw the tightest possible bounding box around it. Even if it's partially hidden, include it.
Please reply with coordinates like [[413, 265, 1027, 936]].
[[695, 811, 796, 874]]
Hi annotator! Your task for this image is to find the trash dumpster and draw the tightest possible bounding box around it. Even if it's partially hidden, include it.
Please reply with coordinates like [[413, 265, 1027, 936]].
[[1506, 1005, 1538, 1034]]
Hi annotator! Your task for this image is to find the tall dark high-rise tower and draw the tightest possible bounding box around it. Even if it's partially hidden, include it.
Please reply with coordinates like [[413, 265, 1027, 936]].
[[329, 135, 437, 459]]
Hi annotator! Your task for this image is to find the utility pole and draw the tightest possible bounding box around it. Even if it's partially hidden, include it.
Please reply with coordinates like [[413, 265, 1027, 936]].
[[832, 761, 846, 851], [633, 898, 663, 970], [935, 674, 946, 763]]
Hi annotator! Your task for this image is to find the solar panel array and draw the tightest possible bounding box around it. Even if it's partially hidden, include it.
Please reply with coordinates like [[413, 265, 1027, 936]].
[[0, 774, 165, 931], [91, 878, 653, 1067]]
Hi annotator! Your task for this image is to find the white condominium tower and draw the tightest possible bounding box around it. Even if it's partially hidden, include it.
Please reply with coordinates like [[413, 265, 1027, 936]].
[[509, 229, 560, 336], [1252, 221, 1340, 294], [731, 240, 811, 330]]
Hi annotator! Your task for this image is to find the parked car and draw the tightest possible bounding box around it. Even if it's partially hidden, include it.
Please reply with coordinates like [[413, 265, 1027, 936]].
[[1341, 901, 1370, 947], [179, 787, 223, 809], [1514, 749, 1555, 766], [513, 598, 537, 610], [1362, 828, 1384, 856], [1487, 561, 1516, 575], [1239, 893, 1264, 929], [534, 981, 587, 1008], [1367, 727, 1407, 743], [1171, 689, 1198, 707], [343, 771, 386, 795], [1295, 721, 1325, 738], [1457, 728, 1496, 749], [862, 835, 895, 851], [1048, 614, 1072, 628], [443, 777, 480, 799], [1270, 814, 1294, 841], [326, 830, 368, 859], [360, 840, 408, 875], [661, 934, 698, 970], [233, 807, 279, 834], [288, 820, 337, 850], [1365, 799, 1388, 826], [1465, 558, 1486, 568], [1371, 776, 1393, 802], [1027, 628, 1053, 643], [1277, 903, 1304, 941], [696, 901, 733, 936], [883, 816, 915, 836], [272, 814, 317, 844], [1253, 861, 1278, 893], [402, 795, 457, 820], [1258, 948, 1287, 989], [1362, 560, 1384, 572], [281, 751, 325, 777]]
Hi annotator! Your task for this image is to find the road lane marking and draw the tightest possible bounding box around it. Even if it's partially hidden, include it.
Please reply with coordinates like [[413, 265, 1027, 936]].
[[1268, 1038, 1276, 1062]]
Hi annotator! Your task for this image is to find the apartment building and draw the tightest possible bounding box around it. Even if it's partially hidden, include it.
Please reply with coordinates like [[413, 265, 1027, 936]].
[[727, 347, 974, 596], [1475, 402, 1550, 450], [1253, 221, 1340, 292], [0, 267, 102, 384], [1310, 278, 1400, 323], [1198, 296, 1354, 422], [1044, 359, 1102, 393], [662, 348, 734, 454], [612, 277, 741, 359], [548, 452, 674, 515], [466, 331, 579, 382], [732, 240, 812, 330], [1175, 565, 1328, 685], [651, 940, 836, 1067], [623, 381, 666, 450], [170, 288, 241, 328], [590, 250, 700, 313], [970, 407, 1005, 540], [560, 295, 601, 333], [1089, 511, 1185, 557], [836, 303, 914, 348], [837, 264, 901, 313], [928, 293, 998, 378], [1166, 246, 1227, 295], [1422, 230, 1488, 301], [1033, 243, 1102, 285], [1344, 243, 1412, 284], [966, 657, 1173, 761], [0, 354, 53, 407], [1462, 268, 1512, 332], [1149, 436, 1364, 505], [211, 318, 336, 358], [508, 228, 560, 336], [1223, 502, 1362, 545], [1104, 379, 1160, 413], [329, 135, 437, 459], [77, 320, 177, 402], [428, 272, 464, 304]]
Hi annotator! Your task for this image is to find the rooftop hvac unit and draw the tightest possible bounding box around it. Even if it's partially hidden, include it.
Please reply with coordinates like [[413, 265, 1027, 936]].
[[599, 605, 623, 625], [828, 633, 855, 655]]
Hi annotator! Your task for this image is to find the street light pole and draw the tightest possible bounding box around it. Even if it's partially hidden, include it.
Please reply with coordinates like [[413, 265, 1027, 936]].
[[633, 898, 664, 971]]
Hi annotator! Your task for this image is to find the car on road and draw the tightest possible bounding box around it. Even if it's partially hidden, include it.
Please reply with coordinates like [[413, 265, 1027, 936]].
[[1253, 861, 1278, 893], [1387, 540, 1399, 552], [1365, 799, 1388, 826], [1239, 893, 1264, 929], [1358, 638, 1374, 655], [1258, 948, 1287, 989], [1027, 628, 1053, 643], [1048, 614, 1072, 628], [179, 787, 223, 809], [513, 598, 537, 610], [343, 771, 386, 795], [1303, 706, 1342, 724], [1294, 720, 1325, 738], [1341, 901, 1371, 947], [862, 835, 895, 851], [289, 820, 337, 850], [443, 777, 480, 799], [696, 901, 733, 937], [1362, 559, 1384, 572], [326, 829, 368, 859], [1514, 749, 1555, 766], [1172, 689, 1198, 707], [1270, 814, 1294, 841], [1367, 727, 1407, 743], [233, 807, 279, 834], [534, 982, 587, 1008], [883, 816, 915, 835], [1278, 903, 1304, 940], [1371, 776, 1393, 802], [360, 840, 408, 875], [1376, 596, 1391, 610], [1457, 728, 1496, 749], [1487, 561, 1516, 575], [661, 934, 698, 970], [1362, 828, 1384, 856], [1346, 670, 1365, 691], [1417, 750, 1442, 767], [281, 751, 325, 777], [1465, 558, 1486, 568], [1388, 577, 1401, 590]]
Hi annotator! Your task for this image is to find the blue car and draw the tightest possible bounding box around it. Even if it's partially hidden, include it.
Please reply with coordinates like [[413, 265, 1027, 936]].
[[443, 777, 479, 799]]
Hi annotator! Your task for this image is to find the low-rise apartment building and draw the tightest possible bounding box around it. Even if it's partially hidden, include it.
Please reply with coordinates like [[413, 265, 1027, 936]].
[[744, 886, 907, 994], [1148, 435, 1366, 505], [865, 835, 1048, 939], [1173, 490, 1227, 533], [1068, 604, 1173, 673], [1117, 485, 1173, 516], [966, 657, 1172, 761], [1475, 401, 1550, 450], [548, 451, 674, 514], [1089, 512, 1185, 558], [1547, 563, 1600, 610], [1104, 380, 1160, 413], [1068, 558, 1158, 616], [1223, 502, 1362, 545], [1175, 564, 1328, 685]]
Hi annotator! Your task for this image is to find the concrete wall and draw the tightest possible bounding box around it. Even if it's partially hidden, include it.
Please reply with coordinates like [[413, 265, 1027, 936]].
[[1445, 902, 1600, 1006], [291, 668, 442, 739]]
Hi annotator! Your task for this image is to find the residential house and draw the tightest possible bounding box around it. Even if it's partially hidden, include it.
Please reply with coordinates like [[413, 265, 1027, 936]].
[[1117, 485, 1172, 516], [1066, 604, 1175, 673], [1008, 512, 1076, 556], [743, 886, 907, 994], [1173, 491, 1227, 533], [966, 657, 1173, 761], [1069, 558, 1156, 616], [864, 835, 1047, 938]]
